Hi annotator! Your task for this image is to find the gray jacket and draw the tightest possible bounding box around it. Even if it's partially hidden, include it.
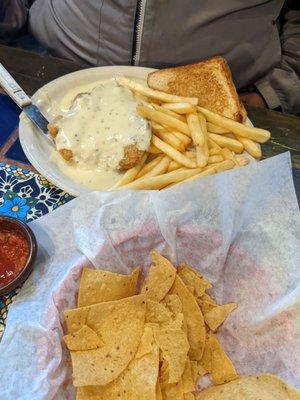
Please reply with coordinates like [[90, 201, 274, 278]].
[[29, 0, 300, 114]]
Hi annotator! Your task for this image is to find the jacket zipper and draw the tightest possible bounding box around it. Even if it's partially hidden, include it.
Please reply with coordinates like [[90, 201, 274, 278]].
[[132, 0, 147, 66]]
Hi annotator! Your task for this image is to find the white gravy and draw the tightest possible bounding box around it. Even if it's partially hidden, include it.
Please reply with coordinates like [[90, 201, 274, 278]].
[[50, 151, 122, 190], [50, 78, 151, 190]]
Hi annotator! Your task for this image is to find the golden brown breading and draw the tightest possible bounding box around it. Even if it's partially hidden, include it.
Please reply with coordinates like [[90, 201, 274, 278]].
[[59, 149, 73, 161], [118, 144, 144, 171], [48, 123, 59, 138]]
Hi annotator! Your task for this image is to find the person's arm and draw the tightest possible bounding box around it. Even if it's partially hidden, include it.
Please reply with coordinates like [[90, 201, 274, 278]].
[[254, 4, 300, 114], [0, 0, 31, 39]]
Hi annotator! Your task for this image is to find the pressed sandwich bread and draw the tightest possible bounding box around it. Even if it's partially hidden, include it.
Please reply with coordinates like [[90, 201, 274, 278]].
[[148, 56, 246, 122]]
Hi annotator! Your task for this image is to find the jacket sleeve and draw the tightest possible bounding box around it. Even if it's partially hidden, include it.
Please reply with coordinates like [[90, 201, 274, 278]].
[[0, 0, 30, 39], [255, 8, 300, 114]]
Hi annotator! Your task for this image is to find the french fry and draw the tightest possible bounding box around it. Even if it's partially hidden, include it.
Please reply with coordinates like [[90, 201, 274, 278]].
[[111, 153, 147, 188], [137, 105, 191, 136], [142, 156, 170, 178], [224, 133, 235, 139], [149, 144, 162, 154], [152, 123, 190, 146], [151, 123, 167, 135], [116, 77, 198, 105], [163, 183, 177, 189], [198, 106, 271, 143], [152, 135, 197, 168], [208, 137, 222, 150], [185, 151, 196, 159], [152, 123, 189, 149], [151, 125, 185, 152], [121, 167, 203, 190], [171, 131, 192, 147], [162, 102, 197, 114], [207, 130, 230, 136], [167, 151, 196, 172], [206, 122, 231, 134], [187, 113, 207, 167], [168, 160, 181, 172], [182, 159, 235, 186], [157, 122, 192, 147], [133, 92, 151, 105], [235, 155, 250, 166], [208, 155, 223, 164], [206, 159, 235, 173], [208, 133, 244, 153], [180, 166, 217, 184], [220, 147, 234, 159], [151, 104, 186, 122], [198, 112, 210, 162], [195, 147, 208, 168], [209, 148, 220, 156], [187, 113, 205, 147], [159, 132, 185, 152], [236, 137, 262, 159], [220, 147, 238, 166], [136, 155, 163, 178]]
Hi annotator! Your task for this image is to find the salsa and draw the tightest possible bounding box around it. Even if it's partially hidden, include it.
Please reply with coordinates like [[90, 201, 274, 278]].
[[0, 229, 29, 287]]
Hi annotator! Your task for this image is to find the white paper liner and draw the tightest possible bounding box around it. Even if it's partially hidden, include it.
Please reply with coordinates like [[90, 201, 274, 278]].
[[0, 153, 299, 399]]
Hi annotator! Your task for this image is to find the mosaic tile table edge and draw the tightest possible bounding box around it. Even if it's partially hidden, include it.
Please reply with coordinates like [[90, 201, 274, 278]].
[[0, 162, 73, 339]]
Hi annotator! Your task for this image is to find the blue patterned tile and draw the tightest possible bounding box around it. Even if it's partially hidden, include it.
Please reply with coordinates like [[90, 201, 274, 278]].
[[0, 163, 74, 338]]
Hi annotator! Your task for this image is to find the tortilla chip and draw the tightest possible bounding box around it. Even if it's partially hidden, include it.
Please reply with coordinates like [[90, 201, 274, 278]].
[[156, 381, 163, 400], [178, 264, 212, 298], [159, 360, 170, 385], [162, 380, 185, 400], [77, 342, 159, 400], [153, 326, 189, 383], [184, 394, 195, 400], [141, 251, 176, 301], [186, 285, 195, 295], [146, 299, 172, 324], [201, 293, 217, 304], [65, 295, 146, 386], [199, 337, 212, 373], [197, 363, 207, 379], [163, 294, 183, 315], [136, 324, 155, 359], [78, 267, 139, 307], [204, 303, 237, 332], [162, 313, 184, 330], [162, 295, 186, 330], [197, 293, 217, 315], [209, 335, 237, 385], [182, 358, 195, 394], [196, 374, 300, 399], [190, 360, 198, 385], [63, 325, 103, 351], [170, 275, 206, 361], [190, 360, 208, 388]]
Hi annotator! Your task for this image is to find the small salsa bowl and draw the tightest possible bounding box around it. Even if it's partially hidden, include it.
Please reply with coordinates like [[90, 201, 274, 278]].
[[0, 216, 37, 296]]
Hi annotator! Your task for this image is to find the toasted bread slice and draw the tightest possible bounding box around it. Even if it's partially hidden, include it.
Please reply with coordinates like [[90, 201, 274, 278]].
[[148, 56, 246, 122]]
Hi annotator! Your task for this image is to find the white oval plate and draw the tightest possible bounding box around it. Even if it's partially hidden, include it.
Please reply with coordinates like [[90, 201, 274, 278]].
[[19, 66, 156, 196], [19, 65, 253, 196]]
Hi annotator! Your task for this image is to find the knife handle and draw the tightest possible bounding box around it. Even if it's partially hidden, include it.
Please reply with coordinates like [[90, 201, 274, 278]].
[[0, 63, 31, 108]]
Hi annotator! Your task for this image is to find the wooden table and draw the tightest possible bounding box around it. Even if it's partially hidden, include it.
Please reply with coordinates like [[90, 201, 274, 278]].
[[1, 44, 300, 169]]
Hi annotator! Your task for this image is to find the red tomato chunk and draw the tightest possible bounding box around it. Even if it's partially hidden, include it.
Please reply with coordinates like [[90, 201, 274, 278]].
[[0, 230, 29, 287]]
